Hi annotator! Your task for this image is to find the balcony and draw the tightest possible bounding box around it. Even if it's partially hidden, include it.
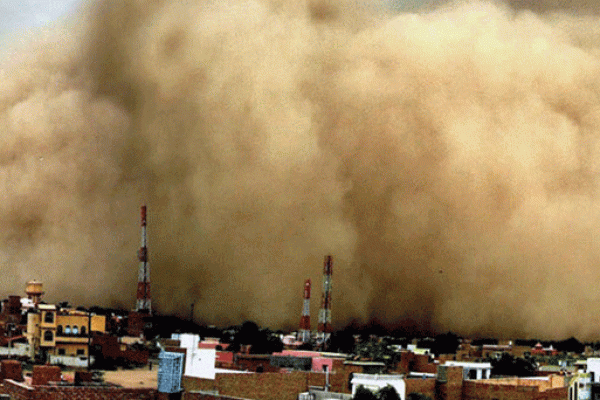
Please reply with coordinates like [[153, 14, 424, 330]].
[[55, 336, 90, 344]]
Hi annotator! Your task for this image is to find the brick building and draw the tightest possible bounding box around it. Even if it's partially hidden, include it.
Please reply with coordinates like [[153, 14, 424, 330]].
[[92, 333, 150, 366], [395, 352, 437, 375], [0, 364, 158, 400], [183, 367, 360, 400], [1, 378, 157, 400], [181, 364, 567, 400]]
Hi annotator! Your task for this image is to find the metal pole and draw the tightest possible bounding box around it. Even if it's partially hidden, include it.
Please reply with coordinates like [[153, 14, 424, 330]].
[[7, 323, 12, 358], [88, 312, 92, 370]]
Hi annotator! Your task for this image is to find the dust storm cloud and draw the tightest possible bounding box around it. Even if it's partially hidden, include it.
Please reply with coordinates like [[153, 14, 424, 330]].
[[1, 0, 600, 339]]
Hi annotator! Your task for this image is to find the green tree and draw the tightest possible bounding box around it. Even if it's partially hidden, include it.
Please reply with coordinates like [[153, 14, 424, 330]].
[[556, 337, 584, 354], [491, 354, 536, 377], [250, 330, 283, 354], [407, 394, 433, 400], [354, 337, 397, 370], [227, 321, 283, 354], [329, 329, 356, 354], [378, 385, 401, 400], [432, 332, 460, 356], [354, 385, 378, 400]]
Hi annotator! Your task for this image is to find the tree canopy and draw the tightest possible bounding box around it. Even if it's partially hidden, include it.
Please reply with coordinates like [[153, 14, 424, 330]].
[[353, 385, 378, 400], [490, 354, 536, 377], [378, 385, 401, 400], [353, 385, 401, 400], [227, 321, 283, 354]]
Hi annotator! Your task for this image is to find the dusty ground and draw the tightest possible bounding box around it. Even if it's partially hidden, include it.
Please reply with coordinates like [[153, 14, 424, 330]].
[[101, 367, 158, 388]]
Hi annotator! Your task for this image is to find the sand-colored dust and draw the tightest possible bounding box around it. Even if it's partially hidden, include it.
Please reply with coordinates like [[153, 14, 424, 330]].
[[2, 0, 600, 339]]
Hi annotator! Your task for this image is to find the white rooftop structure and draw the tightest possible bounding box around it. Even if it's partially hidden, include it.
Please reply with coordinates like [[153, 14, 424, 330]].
[[172, 333, 248, 380], [586, 358, 600, 382], [351, 374, 405, 400], [443, 361, 492, 380]]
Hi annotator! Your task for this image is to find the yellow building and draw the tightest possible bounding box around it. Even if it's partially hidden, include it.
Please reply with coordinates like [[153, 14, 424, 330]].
[[27, 304, 106, 360]]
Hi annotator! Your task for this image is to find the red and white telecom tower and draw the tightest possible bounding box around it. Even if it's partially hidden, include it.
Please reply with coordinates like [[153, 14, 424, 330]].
[[136, 205, 152, 313], [317, 255, 333, 347], [298, 279, 312, 343]]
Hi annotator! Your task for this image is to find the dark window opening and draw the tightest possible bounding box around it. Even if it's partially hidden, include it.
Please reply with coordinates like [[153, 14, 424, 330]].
[[44, 312, 54, 323]]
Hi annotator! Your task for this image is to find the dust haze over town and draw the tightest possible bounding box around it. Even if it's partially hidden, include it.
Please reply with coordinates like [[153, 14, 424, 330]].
[[1, 0, 600, 341]]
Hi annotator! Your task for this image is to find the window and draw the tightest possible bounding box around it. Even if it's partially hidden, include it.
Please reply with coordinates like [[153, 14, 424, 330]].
[[76, 349, 85, 356], [44, 312, 54, 323], [81, 326, 86, 335], [43, 331, 53, 342], [57, 326, 63, 335], [58, 348, 65, 355], [65, 326, 71, 335], [72, 326, 79, 335]]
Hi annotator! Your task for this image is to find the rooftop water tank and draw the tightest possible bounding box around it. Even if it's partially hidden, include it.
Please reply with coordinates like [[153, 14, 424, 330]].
[[158, 351, 184, 393]]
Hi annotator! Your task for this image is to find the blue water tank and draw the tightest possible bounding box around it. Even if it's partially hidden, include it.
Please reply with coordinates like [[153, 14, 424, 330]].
[[158, 351, 184, 393]]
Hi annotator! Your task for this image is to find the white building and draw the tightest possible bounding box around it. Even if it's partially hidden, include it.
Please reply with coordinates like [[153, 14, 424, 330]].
[[406, 344, 431, 355], [443, 361, 492, 380], [586, 358, 600, 382], [172, 333, 247, 380], [351, 374, 405, 400], [569, 373, 592, 400]]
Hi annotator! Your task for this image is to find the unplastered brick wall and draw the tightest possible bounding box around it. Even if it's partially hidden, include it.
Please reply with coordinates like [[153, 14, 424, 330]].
[[185, 393, 253, 400], [31, 366, 61, 386], [462, 380, 541, 400], [406, 377, 436, 399], [394, 352, 413, 374], [537, 387, 568, 400], [436, 367, 464, 400], [307, 370, 354, 393], [216, 372, 306, 400], [337, 365, 362, 393], [414, 355, 437, 374], [3, 379, 157, 400], [479, 378, 553, 391], [1, 360, 23, 381], [480, 376, 566, 392], [3, 380, 30, 400], [183, 366, 358, 400], [183, 376, 218, 393], [549, 375, 566, 388], [157, 392, 183, 400], [446, 366, 464, 386]]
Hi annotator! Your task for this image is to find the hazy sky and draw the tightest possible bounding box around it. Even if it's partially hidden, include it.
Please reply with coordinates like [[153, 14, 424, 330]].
[[0, 0, 82, 32], [0, 0, 83, 53], [3, 0, 600, 339]]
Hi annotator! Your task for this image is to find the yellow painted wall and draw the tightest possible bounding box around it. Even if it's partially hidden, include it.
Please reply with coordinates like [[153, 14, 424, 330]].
[[28, 309, 106, 359], [55, 343, 89, 357], [92, 315, 106, 333], [55, 314, 106, 334]]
